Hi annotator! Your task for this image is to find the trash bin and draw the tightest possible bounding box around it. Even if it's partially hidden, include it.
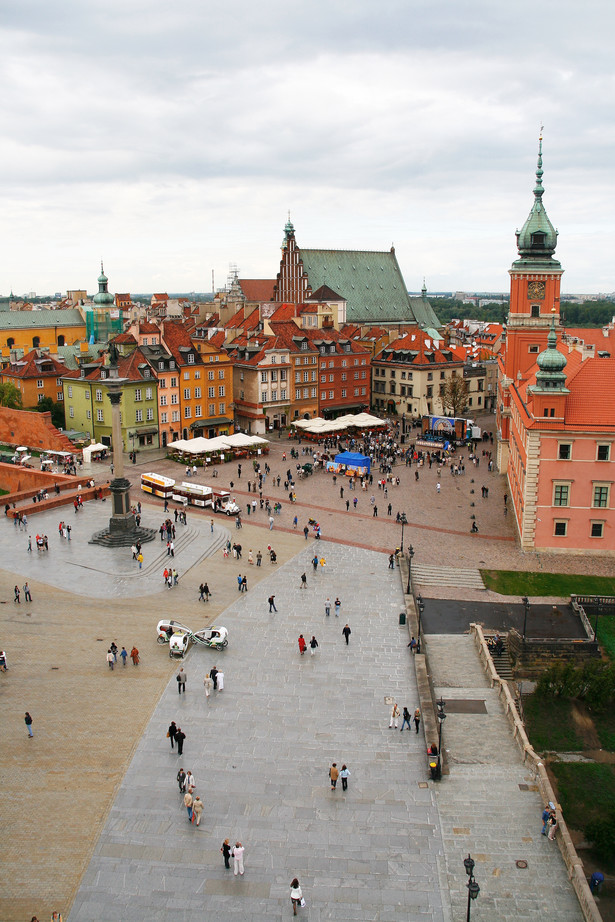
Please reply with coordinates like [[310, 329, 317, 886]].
[[399, 611, 406, 625]]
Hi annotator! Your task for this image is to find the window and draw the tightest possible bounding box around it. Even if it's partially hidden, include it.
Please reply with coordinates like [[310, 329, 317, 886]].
[[529, 345, 539, 353], [329, 361, 334, 369], [194, 370, 201, 379], [427, 372, 433, 381], [172, 410, 180, 422], [320, 375, 326, 383], [170, 377, 178, 388], [209, 403, 215, 415], [36, 393, 44, 403], [183, 371, 190, 380], [209, 370, 215, 380], [531, 305, 540, 318], [161, 412, 168, 424], [311, 387, 316, 398], [329, 374, 334, 383], [271, 390, 277, 401], [142, 337, 148, 345], [591, 522, 604, 538], [160, 395, 167, 406], [56, 377, 62, 386], [183, 388, 191, 400], [311, 371, 317, 382], [146, 387, 152, 400], [187, 354, 194, 364], [218, 386, 225, 397], [341, 360, 347, 368], [321, 391, 326, 400], [184, 407, 191, 418], [159, 378, 166, 389], [354, 388, 359, 396], [158, 362, 165, 371], [281, 389, 287, 400], [261, 392, 267, 403], [302, 388, 309, 398], [271, 370, 278, 382], [341, 373, 347, 381], [68, 386, 73, 398], [146, 408, 154, 421], [597, 444, 611, 461], [295, 389, 301, 400], [593, 485, 610, 508], [195, 387, 201, 398], [554, 520, 567, 536], [427, 386, 433, 398], [134, 388, 142, 401], [135, 409, 143, 422], [295, 372, 301, 383], [329, 390, 334, 399], [69, 407, 74, 418], [280, 369, 287, 381], [354, 372, 359, 380], [83, 389, 90, 400], [261, 371, 268, 383], [553, 483, 570, 506], [341, 389, 347, 398], [440, 371, 445, 380], [171, 394, 179, 405], [57, 391, 63, 401], [195, 405, 202, 417], [97, 409, 104, 422], [208, 387, 215, 398], [558, 443, 571, 460], [219, 403, 225, 415]]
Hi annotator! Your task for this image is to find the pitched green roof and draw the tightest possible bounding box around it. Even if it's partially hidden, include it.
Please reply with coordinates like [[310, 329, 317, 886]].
[[299, 248, 440, 327], [0, 308, 85, 330]]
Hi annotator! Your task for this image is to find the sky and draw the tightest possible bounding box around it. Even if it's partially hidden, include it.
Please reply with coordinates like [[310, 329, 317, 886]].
[[2, 0, 614, 298]]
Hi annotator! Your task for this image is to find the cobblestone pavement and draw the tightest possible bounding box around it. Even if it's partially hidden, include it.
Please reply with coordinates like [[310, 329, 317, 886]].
[[0, 413, 605, 920]]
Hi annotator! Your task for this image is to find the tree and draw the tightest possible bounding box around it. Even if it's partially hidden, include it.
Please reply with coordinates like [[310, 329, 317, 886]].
[[32, 396, 65, 430], [0, 382, 22, 409], [441, 376, 469, 417]]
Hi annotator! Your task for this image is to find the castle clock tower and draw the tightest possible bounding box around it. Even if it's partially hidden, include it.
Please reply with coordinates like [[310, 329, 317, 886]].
[[496, 136, 564, 471]]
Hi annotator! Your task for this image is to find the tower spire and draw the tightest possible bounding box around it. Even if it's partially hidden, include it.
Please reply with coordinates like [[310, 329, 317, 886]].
[[514, 130, 559, 262]]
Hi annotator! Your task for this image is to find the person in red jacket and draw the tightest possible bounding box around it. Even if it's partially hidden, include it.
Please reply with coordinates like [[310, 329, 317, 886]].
[[298, 635, 307, 655]]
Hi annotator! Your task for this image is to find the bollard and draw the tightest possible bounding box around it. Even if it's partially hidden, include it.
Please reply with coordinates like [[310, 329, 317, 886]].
[[429, 761, 437, 781]]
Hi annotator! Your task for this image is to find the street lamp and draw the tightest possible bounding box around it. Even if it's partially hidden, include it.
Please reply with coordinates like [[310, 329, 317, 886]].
[[399, 512, 407, 552], [463, 854, 480, 922], [522, 596, 530, 639], [436, 697, 446, 780], [407, 544, 414, 595], [416, 592, 424, 651]]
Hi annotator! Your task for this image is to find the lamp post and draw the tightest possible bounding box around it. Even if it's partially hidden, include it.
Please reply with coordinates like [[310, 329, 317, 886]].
[[436, 697, 446, 780], [399, 512, 407, 553], [522, 596, 530, 639], [407, 544, 414, 595], [416, 592, 424, 651], [463, 854, 480, 922]]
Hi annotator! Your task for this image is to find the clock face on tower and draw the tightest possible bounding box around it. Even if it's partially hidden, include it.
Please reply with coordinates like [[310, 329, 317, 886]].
[[527, 280, 546, 300]]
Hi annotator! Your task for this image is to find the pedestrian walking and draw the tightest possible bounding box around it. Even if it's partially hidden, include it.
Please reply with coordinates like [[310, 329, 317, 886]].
[[290, 878, 303, 915], [268, 594, 277, 612], [110, 641, 118, 663], [210, 666, 219, 689], [177, 667, 187, 694], [23, 582, 32, 601], [256, 550, 262, 567], [25, 711, 33, 737], [309, 636, 319, 656], [334, 597, 341, 616], [400, 707, 412, 732], [541, 804, 552, 835], [388, 553, 395, 569], [300, 572, 307, 589], [232, 842, 245, 875], [221, 839, 231, 869], [186, 770, 195, 792], [325, 597, 331, 617], [217, 670, 224, 691], [547, 810, 558, 840], [389, 702, 400, 728], [120, 646, 128, 666], [298, 634, 307, 655], [203, 673, 213, 698], [303, 525, 309, 539], [342, 623, 351, 645], [268, 515, 274, 530], [137, 552, 144, 569], [192, 796, 203, 826], [413, 707, 421, 733], [184, 790, 193, 821], [14, 585, 20, 603], [175, 727, 185, 755], [106, 649, 114, 670], [340, 764, 350, 791], [329, 762, 339, 790], [130, 646, 139, 665], [168, 721, 177, 749]]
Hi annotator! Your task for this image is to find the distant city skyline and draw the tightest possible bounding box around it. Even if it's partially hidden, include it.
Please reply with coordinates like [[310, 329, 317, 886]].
[[1, 1, 614, 296]]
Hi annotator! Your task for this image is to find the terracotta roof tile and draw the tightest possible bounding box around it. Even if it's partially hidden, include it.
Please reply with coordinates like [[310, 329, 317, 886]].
[[239, 279, 275, 301]]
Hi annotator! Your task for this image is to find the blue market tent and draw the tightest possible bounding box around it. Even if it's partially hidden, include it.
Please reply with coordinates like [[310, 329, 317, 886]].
[[333, 451, 371, 475]]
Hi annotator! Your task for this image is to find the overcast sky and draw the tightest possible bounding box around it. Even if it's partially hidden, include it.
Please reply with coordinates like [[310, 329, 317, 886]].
[[2, 0, 614, 297]]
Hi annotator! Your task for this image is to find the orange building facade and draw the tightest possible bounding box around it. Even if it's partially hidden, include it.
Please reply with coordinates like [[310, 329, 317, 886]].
[[497, 139, 615, 554]]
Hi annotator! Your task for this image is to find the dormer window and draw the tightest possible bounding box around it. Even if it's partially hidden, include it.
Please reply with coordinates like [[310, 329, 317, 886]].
[[301, 341, 308, 351], [531, 231, 546, 249], [187, 354, 195, 364]]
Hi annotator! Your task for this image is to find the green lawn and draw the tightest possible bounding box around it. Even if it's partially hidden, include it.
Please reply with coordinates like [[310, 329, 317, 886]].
[[551, 762, 615, 830], [480, 569, 615, 597], [596, 615, 615, 663], [523, 695, 584, 752]]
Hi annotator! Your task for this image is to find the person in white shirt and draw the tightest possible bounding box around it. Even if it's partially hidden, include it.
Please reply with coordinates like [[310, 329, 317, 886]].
[[232, 842, 245, 875]]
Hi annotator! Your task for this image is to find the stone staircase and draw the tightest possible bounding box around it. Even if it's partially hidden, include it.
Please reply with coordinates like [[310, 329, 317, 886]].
[[411, 564, 486, 590], [121, 524, 231, 578], [483, 632, 514, 682]]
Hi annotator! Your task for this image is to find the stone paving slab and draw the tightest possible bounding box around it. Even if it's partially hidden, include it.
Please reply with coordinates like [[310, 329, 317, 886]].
[[69, 545, 448, 922]]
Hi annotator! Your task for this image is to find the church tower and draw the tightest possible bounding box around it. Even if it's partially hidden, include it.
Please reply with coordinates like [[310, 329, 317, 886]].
[[497, 135, 564, 471]]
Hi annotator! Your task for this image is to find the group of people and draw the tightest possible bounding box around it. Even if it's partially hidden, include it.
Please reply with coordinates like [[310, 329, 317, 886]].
[[541, 802, 558, 840], [163, 567, 179, 587], [328, 762, 350, 791], [389, 703, 421, 733], [106, 642, 139, 669]]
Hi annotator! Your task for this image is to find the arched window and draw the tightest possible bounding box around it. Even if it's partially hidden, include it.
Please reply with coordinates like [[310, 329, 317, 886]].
[[57, 335, 65, 346], [7, 338, 14, 348], [33, 336, 40, 348]]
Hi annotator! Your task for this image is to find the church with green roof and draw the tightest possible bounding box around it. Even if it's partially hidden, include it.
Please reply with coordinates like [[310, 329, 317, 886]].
[[272, 219, 441, 330]]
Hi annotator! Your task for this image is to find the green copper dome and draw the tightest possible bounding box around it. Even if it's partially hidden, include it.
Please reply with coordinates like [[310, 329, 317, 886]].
[[515, 135, 559, 261], [93, 260, 114, 305], [533, 313, 568, 391]]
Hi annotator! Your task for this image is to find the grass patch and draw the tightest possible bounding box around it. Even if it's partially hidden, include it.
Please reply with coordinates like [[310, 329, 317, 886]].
[[596, 709, 615, 752], [523, 695, 584, 752], [596, 614, 615, 663], [551, 762, 615, 829], [480, 569, 615, 597]]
